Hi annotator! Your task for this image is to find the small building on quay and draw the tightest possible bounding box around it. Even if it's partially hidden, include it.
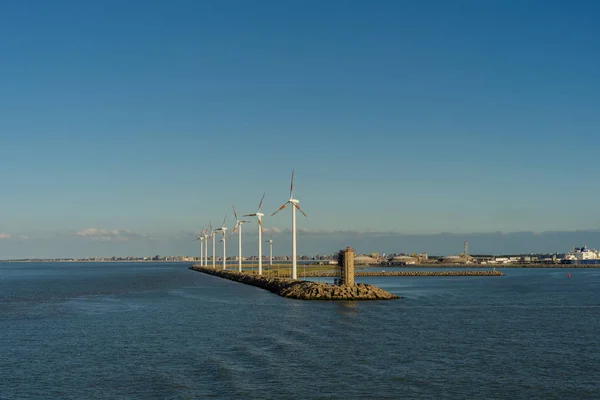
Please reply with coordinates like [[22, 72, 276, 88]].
[[354, 255, 380, 265], [389, 255, 419, 265]]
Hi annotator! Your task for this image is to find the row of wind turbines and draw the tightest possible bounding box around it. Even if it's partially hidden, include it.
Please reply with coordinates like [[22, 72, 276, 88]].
[[195, 170, 307, 280]]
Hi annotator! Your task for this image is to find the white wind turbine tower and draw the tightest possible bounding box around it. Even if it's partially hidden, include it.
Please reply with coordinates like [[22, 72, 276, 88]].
[[203, 223, 211, 267], [213, 214, 228, 270], [271, 170, 307, 280], [231, 205, 250, 273], [211, 224, 218, 269], [266, 239, 273, 267], [194, 229, 206, 266], [243, 193, 265, 275]]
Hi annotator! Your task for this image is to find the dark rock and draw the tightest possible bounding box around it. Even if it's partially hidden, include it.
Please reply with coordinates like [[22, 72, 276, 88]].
[[189, 266, 400, 301]]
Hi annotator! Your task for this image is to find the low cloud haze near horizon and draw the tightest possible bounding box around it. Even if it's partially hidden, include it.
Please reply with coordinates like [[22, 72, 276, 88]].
[[2, 228, 600, 259], [1, 1, 599, 258]]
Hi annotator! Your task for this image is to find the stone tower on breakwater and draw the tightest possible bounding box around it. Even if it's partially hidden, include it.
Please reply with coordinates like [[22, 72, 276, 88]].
[[337, 246, 355, 286]]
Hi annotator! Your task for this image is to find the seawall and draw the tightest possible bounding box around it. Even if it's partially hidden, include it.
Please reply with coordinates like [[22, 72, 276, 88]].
[[382, 263, 599, 268], [292, 270, 505, 278], [189, 266, 400, 301]]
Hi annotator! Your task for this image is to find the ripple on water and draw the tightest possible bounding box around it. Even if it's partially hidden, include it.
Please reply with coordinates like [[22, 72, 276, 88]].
[[65, 295, 146, 315], [2, 263, 600, 399]]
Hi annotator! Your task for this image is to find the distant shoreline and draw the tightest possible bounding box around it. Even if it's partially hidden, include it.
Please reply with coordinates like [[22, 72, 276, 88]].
[[382, 263, 600, 268], [0, 260, 195, 263], [1, 260, 599, 268]]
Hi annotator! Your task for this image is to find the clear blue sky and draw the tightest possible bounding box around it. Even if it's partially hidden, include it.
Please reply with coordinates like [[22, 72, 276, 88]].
[[1, 0, 599, 257]]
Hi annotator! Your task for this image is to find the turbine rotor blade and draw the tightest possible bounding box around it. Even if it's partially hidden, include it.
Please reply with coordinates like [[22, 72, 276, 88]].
[[290, 169, 294, 198], [294, 203, 307, 217], [271, 201, 290, 216], [243, 213, 256, 217], [232, 205, 238, 221], [257, 192, 266, 212]]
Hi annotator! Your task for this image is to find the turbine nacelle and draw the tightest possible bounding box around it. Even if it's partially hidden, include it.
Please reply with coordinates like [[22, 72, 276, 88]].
[[243, 193, 266, 233], [232, 204, 251, 235], [231, 220, 250, 236], [272, 198, 307, 218], [214, 227, 227, 236]]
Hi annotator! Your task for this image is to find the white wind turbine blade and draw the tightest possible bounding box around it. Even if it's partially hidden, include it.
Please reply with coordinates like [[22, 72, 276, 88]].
[[271, 201, 290, 216], [289, 169, 294, 199], [244, 192, 266, 217], [294, 203, 307, 218], [257, 192, 266, 212]]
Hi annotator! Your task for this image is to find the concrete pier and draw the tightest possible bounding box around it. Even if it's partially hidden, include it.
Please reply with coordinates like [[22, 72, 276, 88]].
[[189, 266, 400, 300]]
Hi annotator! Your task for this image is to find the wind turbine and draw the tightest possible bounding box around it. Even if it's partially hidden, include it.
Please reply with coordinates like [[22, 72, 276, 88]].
[[211, 224, 218, 269], [231, 205, 250, 273], [194, 229, 206, 266], [203, 222, 211, 267], [244, 193, 265, 275], [213, 214, 228, 270], [266, 239, 273, 267], [265, 238, 278, 275], [271, 169, 307, 280]]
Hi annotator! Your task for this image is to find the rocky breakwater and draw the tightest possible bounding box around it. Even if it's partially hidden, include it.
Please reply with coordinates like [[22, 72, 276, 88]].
[[291, 270, 505, 278], [189, 266, 400, 300]]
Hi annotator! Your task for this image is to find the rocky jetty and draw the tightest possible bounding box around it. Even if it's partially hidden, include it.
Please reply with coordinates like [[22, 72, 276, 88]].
[[189, 266, 400, 301], [292, 270, 505, 278]]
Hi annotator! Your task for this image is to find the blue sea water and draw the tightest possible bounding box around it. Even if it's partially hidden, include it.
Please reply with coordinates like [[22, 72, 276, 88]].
[[1, 262, 599, 399]]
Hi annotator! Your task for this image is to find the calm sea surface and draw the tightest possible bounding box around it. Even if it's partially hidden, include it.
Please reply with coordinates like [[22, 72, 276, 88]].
[[1, 262, 599, 399]]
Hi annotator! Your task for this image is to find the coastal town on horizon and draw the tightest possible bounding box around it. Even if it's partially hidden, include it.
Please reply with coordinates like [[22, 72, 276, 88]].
[[2, 246, 595, 266]]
